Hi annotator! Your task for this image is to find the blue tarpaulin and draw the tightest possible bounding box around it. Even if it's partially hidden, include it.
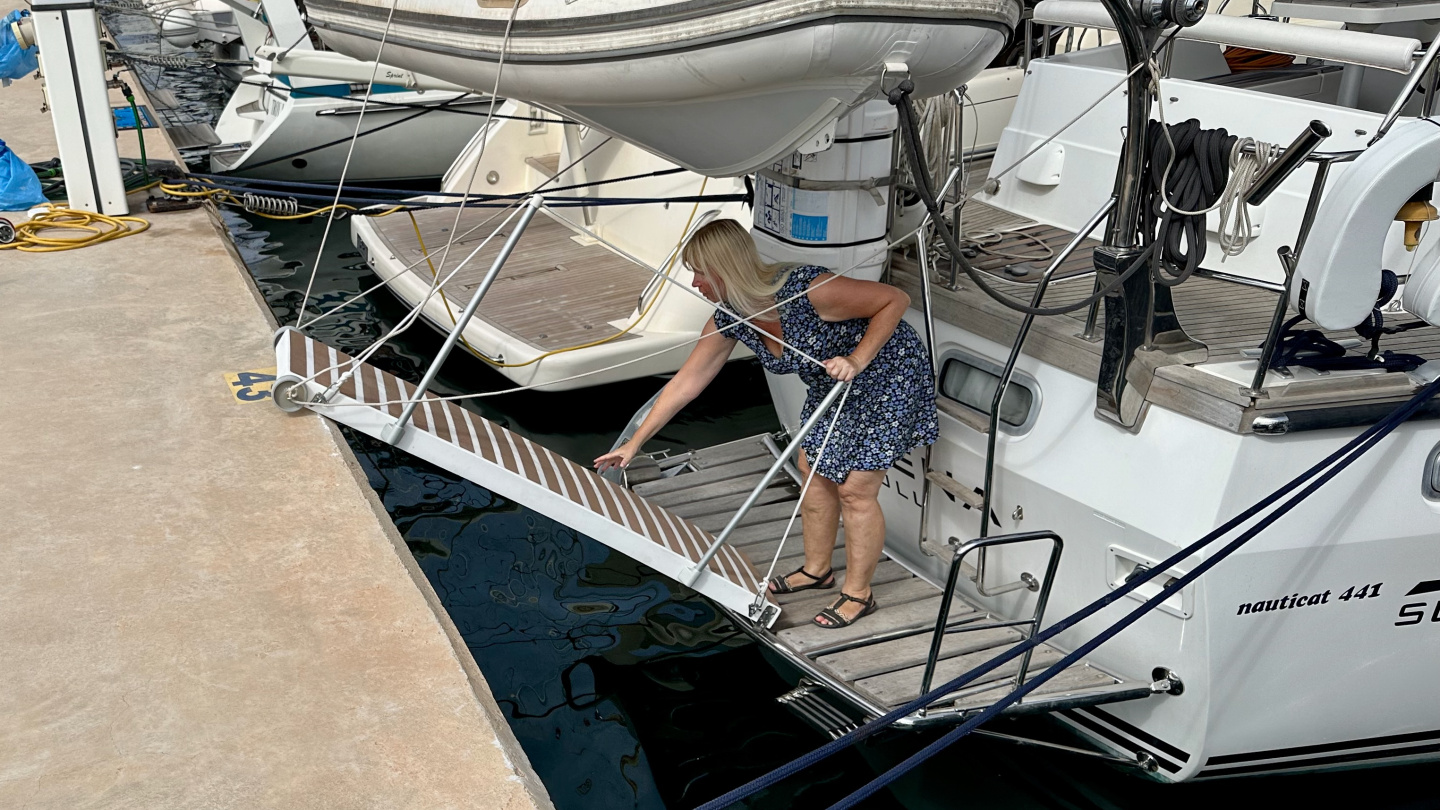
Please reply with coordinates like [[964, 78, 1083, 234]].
[[1, 9, 39, 86], [0, 138, 47, 211]]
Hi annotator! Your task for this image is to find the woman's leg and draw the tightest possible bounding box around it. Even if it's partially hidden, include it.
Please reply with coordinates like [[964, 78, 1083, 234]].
[[773, 450, 841, 590], [816, 468, 887, 625]]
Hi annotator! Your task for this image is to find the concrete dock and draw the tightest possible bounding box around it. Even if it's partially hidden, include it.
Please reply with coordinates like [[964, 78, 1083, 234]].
[[0, 5, 552, 807]]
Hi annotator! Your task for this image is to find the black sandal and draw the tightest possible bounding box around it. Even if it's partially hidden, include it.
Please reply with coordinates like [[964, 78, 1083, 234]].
[[767, 566, 835, 595], [813, 592, 878, 629]]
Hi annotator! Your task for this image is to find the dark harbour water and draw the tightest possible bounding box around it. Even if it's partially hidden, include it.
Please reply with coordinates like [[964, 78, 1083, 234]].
[[228, 209, 1440, 810]]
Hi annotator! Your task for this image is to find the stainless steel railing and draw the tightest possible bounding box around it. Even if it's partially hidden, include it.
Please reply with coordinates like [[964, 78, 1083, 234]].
[[918, 530, 1065, 708]]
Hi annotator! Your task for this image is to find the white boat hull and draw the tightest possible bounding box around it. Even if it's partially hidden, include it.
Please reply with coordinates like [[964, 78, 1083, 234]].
[[211, 74, 487, 181], [825, 309, 1440, 780]]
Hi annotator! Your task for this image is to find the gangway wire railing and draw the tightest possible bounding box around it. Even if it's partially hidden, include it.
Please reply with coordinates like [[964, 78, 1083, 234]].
[[677, 379, 850, 590], [698, 375, 1440, 810]]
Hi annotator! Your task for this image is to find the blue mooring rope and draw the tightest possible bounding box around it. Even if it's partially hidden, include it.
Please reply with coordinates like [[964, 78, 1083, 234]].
[[698, 376, 1440, 810]]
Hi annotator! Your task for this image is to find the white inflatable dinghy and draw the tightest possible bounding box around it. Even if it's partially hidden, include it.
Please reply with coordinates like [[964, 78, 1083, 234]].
[[305, 0, 1020, 175]]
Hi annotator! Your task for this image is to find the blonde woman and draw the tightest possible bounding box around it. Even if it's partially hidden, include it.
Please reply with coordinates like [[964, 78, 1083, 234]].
[[595, 219, 938, 628]]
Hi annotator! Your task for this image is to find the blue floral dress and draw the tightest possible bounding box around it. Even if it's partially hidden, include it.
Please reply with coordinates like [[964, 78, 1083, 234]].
[[711, 264, 938, 483]]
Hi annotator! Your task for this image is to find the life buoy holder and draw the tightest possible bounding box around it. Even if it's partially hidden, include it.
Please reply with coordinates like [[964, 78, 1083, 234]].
[[1293, 119, 1440, 330]]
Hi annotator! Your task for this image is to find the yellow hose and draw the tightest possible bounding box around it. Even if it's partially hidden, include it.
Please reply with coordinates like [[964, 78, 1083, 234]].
[[0, 204, 151, 253], [158, 182, 403, 221], [408, 210, 479, 355]]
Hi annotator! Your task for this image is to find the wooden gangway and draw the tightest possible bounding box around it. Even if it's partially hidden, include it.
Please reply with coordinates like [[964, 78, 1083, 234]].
[[273, 328, 772, 620]]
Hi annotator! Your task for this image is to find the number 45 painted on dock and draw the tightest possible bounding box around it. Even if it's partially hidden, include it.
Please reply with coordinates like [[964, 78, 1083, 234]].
[[224, 367, 277, 402]]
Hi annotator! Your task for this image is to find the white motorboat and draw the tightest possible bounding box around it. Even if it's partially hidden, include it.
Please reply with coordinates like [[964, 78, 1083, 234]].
[[272, 0, 1440, 789], [210, 73, 491, 181], [348, 103, 752, 390], [201, 0, 487, 181]]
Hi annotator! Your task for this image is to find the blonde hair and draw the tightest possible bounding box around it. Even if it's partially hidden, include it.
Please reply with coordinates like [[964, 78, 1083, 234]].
[[682, 219, 791, 318]]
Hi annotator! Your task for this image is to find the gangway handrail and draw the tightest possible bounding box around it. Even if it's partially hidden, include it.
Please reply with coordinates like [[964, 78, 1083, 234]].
[[379, 194, 545, 444], [919, 531, 1064, 702], [677, 380, 850, 590], [957, 199, 1112, 598], [695, 375, 1440, 810]]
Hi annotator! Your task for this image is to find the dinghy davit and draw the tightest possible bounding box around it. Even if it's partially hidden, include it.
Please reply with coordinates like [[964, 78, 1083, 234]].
[[304, 0, 1020, 175]]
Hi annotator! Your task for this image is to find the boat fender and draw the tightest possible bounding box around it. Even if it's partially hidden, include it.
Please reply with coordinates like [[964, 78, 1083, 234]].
[[1292, 119, 1440, 329]]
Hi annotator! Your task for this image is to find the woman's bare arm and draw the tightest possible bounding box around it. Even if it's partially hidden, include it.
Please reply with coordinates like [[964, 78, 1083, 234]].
[[594, 317, 736, 470], [805, 273, 911, 381]]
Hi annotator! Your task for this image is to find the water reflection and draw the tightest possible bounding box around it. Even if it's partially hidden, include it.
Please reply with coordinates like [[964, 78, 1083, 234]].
[[346, 428, 896, 809]]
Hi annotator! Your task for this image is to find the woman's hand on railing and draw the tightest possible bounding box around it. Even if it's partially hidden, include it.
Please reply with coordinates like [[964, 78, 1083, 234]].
[[822, 355, 864, 382], [594, 441, 639, 472]]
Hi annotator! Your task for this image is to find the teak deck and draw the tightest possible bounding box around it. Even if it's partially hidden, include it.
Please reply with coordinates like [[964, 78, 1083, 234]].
[[893, 191, 1440, 434], [366, 207, 652, 352]]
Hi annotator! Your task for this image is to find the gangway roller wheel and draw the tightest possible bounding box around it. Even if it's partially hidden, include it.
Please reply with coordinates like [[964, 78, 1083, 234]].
[[271, 376, 307, 413], [0, 218, 14, 245]]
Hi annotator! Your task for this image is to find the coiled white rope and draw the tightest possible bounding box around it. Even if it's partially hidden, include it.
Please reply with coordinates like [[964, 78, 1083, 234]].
[[1217, 137, 1279, 259]]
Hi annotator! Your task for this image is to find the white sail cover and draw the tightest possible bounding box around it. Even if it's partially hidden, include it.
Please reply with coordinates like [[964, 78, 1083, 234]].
[[305, 0, 1019, 174]]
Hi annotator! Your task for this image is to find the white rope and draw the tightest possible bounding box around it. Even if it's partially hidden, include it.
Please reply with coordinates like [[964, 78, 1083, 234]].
[[966, 229, 1056, 262], [378, 0, 526, 330], [288, 101, 968, 402], [1217, 138, 1278, 259], [296, 0, 524, 332], [309, 204, 528, 397], [294, 0, 401, 329], [293, 0, 562, 397], [288, 181, 880, 397], [752, 382, 854, 604]]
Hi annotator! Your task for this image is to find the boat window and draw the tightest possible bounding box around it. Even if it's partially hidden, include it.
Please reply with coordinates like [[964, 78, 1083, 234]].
[[939, 356, 1036, 431]]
